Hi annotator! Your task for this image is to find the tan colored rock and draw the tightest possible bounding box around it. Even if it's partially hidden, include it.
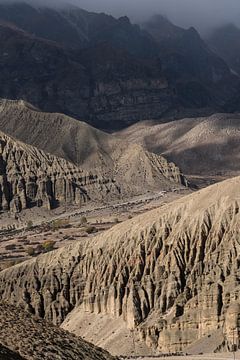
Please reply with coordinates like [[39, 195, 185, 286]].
[[1, 177, 239, 354], [0, 128, 186, 213]]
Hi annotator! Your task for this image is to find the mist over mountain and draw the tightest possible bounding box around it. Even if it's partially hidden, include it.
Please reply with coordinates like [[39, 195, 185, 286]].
[[0, 0, 239, 35]]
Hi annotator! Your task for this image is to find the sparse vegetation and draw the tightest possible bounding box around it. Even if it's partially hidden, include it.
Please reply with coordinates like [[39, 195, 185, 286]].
[[26, 246, 35, 256], [42, 240, 56, 252], [80, 216, 87, 225], [27, 220, 33, 229], [51, 219, 70, 230], [84, 226, 98, 234]]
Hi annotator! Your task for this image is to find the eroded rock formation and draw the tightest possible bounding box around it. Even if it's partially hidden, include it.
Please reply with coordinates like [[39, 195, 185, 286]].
[[0, 127, 186, 213], [1, 177, 239, 353]]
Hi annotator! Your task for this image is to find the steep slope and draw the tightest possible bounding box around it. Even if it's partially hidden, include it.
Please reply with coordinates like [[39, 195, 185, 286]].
[[142, 16, 239, 111], [0, 4, 239, 129], [0, 302, 115, 360], [0, 344, 25, 360], [0, 2, 157, 57], [207, 24, 240, 75], [0, 21, 174, 130], [0, 129, 121, 213], [0, 101, 187, 213], [119, 113, 240, 178], [0, 177, 239, 354], [0, 99, 186, 186]]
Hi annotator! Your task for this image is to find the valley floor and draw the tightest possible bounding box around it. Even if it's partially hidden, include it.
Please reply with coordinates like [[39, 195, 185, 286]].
[[124, 354, 240, 360], [0, 188, 190, 270]]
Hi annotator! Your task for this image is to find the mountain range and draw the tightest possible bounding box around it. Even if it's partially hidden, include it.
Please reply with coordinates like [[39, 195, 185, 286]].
[[0, 3, 239, 130], [0, 2, 240, 359]]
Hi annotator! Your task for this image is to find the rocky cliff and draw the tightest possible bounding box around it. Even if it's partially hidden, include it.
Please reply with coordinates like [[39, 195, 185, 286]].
[[0, 118, 186, 213], [0, 130, 119, 213], [0, 177, 239, 353], [0, 4, 239, 130]]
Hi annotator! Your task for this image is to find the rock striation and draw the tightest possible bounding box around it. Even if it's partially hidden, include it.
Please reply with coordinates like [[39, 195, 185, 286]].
[[0, 177, 239, 353], [0, 5, 239, 130], [0, 302, 116, 360], [0, 131, 119, 213]]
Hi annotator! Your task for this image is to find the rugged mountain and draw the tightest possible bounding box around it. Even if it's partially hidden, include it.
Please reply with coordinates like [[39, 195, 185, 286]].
[[0, 100, 186, 213], [0, 2, 157, 57], [207, 24, 240, 75], [118, 113, 240, 179], [0, 4, 239, 129], [0, 21, 174, 130], [0, 302, 115, 360], [142, 15, 239, 110], [0, 177, 239, 354]]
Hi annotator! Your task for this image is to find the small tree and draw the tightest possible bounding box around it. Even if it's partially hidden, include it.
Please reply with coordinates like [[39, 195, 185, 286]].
[[42, 240, 56, 252], [27, 220, 33, 229], [26, 246, 35, 256], [85, 226, 97, 234]]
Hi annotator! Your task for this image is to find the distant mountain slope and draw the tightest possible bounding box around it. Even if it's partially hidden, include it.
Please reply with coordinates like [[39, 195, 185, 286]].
[[0, 176, 239, 354], [118, 113, 240, 177], [0, 4, 239, 129], [207, 24, 240, 75], [0, 302, 115, 360], [0, 2, 157, 57]]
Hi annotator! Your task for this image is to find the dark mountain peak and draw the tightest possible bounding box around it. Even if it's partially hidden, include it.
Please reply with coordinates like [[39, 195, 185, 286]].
[[118, 16, 131, 25], [142, 14, 184, 41], [207, 23, 240, 75]]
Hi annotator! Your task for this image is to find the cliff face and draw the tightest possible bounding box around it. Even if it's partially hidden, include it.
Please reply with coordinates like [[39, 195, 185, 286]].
[[0, 177, 239, 353], [0, 131, 117, 212], [0, 126, 185, 213], [0, 4, 239, 130]]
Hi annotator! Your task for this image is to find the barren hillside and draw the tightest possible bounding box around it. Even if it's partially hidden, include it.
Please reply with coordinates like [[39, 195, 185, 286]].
[[0, 302, 115, 360], [0, 177, 239, 354], [0, 100, 187, 210], [119, 113, 240, 179]]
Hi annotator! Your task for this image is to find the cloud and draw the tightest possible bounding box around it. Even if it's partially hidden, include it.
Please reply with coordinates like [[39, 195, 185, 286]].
[[71, 0, 240, 33]]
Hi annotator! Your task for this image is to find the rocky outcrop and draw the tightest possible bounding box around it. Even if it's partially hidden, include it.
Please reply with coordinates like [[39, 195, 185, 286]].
[[0, 177, 239, 353], [0, 131, 118, 212], [0, 126, 186, 213], [0, 302, 116, 360]]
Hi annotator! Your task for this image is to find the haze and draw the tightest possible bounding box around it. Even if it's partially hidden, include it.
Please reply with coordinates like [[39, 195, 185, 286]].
[[1, 0, 240, 34]]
